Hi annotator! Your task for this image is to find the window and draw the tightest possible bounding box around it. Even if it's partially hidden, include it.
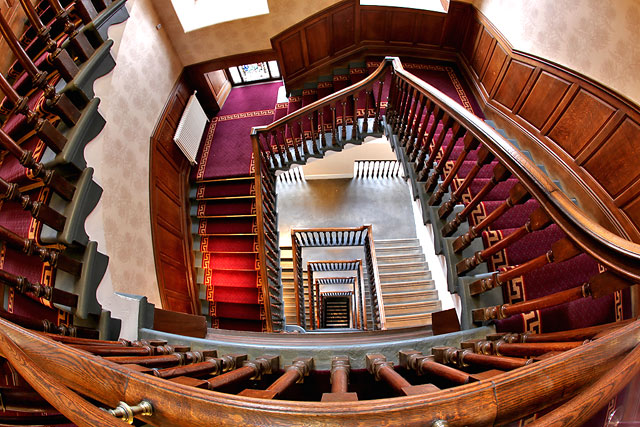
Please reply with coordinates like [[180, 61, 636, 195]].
[[359, 0, 447, 13], [171, 0, 270, 33], [228, 61, 281, 85]]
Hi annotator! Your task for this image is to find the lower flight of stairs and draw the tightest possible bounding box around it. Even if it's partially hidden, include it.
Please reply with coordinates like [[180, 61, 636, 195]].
[[323, 297, 350, 328], [190, 176, 266, 332], [375, 238, 441, 328]]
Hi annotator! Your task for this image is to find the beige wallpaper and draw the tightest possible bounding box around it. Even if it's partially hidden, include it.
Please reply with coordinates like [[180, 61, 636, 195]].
[[87, 0, 183, 309], [152, 0, 344, 66], [473, 0, 640, 105]]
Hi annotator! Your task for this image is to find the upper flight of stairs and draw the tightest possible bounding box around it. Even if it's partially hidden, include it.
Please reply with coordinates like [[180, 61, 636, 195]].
[[190, 175, 265, 332], [375, 238, 441, 328]]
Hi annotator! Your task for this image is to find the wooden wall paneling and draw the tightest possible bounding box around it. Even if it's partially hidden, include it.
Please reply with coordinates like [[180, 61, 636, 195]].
[[516, 71, 572, 130], [153, 308, 207, 338], [469, 27, 494, 79], [414, 13, 446, 47], [388, 10, 416, 44], [150, 74, 200, 315], [441, 3, 470, 50], [546, 89, 617, 157], [278, 31, 307, 77], [461, 17, 481, 63], [359, 8, 387, 43], [480, 42, 508, 96], [582, 117, 640, 198], [205, 70, 231, 109], [330, 4, 356, 54], [305, 17, 331, 66], [493, 59, 536, 111]]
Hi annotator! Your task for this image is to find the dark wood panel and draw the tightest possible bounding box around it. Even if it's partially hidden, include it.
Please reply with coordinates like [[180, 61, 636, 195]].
[[155, 148, 182, 196], [442, 3, 469, 49], [305, 18, 331, 65], [622, 196, 640, 232], [493, 59, 535, 110], [163, 294, 193, 315], [158, 253, 191, 294], [388, 10, 415, 44], [518, 71, 571, 130], [461, 18, 481, 62], [153, 308, 207, 338], [360, 9, 386, 42], [279, 32, 306, 76], [470, 27, 493, 77], [547, 89, 616, 157], [583, 118, 640, 198], [331, 5, 356, 53], [415, 13, 446, 46], [481, 43, 507, 95], [155, 187, 184, 235]]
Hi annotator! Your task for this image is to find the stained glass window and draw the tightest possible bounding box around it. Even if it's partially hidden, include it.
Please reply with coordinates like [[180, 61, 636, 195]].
[[228, 61, 281, 85]]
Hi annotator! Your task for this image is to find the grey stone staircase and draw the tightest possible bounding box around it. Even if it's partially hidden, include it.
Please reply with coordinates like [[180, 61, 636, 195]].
[[375, 238, 441, 328]]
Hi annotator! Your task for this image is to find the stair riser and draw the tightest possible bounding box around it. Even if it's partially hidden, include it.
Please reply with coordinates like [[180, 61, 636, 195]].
[[384, 302, 441, 315], [381, 291, 439, 304], [379, 272, 432, 282]]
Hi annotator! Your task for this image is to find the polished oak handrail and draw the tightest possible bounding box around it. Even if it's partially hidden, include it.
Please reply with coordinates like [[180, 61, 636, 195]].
[[1, 316, 639, 425]]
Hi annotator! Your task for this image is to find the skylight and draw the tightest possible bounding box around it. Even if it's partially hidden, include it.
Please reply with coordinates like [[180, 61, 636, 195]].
[[171, 0, 270, 33], [359, 0, 447, 13]]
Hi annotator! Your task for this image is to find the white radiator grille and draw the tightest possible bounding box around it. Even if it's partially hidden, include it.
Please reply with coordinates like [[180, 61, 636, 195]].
[[174, 91, 208, 165]]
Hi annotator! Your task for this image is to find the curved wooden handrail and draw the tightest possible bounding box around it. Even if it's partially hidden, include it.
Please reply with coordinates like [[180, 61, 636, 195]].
[[387, 57, 640, 282], [0, 327, 129, 427], [530, 342, 640, 427], [1, 316, 640, 425]]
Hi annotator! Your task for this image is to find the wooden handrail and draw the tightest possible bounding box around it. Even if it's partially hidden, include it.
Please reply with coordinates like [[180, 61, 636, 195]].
[[0, 327, 130, 426], [530, 342, 640, 427], [365, 224, 385, 330]]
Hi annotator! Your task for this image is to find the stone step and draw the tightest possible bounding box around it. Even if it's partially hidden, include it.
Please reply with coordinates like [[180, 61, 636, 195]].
[[379, 270, 432, 283], [384, 312, 432, 328], [381, 280, 435, 293], [381, 289, 439, 304], [376, 253, 425, 265], [377, 261, 429, 273], [375, 246, 423, 256], [384, 300, 441, 316], [374, 238, 420, 248]]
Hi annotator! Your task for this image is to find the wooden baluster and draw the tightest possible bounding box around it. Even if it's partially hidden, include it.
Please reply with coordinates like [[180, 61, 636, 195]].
[[0, 73, 67, 153], [309, 113, 320, 154], [399, 350, 472, 385], [262, 132, 277, 168], [362, 90, 370, 134], [0, 309, 97, 338], [106, 353, 186, 367], [456, 207, 553, 275], [281, 128, 298, 163], [0, 129, 76, 200], [318, 111, 326, 148], [385, 77, 399, 125], [442, 162, 510, 238], [452, 182, 530, 252], [408, 100, 435, 161], [331, 105, 338, 148], [400, 88, 419, 144], [404, 94, 426, 152], [307, 270, 315, 330], [43, 334, 146, 346], [155, 354, 245, 379], [366, 354, 439, 396], [352, 94, 358, 138], [374, 79, 384, 132], [499, 318, 636, 343], [46, 0, 95, 61], [394, 84, 413, 136], [239, 357, 313, 399], [413, 107, 443, 166], [0, 269, 77, 307], [0, 12, 81, 126], [77, 344, 190, 357], [460, 339, 585, 357], [280, 129, 294, 164], [0, 177, 67, 231], [428, 133, 480, 206], [70, 0, 98, 25], [432, 346, 532, 371], [473, 271, 632, 322], [417, 114, 455, 181], [17, 0, 78, 82], [321, 356, 358, 401], [0, 225, 81, 275], [203, 355, 279, 390], [438, 145, 495, 222], [469, 238, 581, 295], [340, 99, 347, 140], [423, 123, 466, 192], [272, 132, 286, 167], [299, 120, 309, 159], [315, 282, 321, 329]]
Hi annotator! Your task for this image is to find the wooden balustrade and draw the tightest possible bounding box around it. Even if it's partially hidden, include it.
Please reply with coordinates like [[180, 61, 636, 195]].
[[0, 128, 76, 200], [0, 224, 81, 275], [239, 357, 313, 399], [0, 268, 77, 307], [17, 0, 79, 81], [399, 350, 472, 385], [0, 11, 81, 126], [46, 0, 96, 61], [0, 309, 97, 338], [0, 176, 67, 231], [0, 72, 67, 153], [366, 353, 439, 396]]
